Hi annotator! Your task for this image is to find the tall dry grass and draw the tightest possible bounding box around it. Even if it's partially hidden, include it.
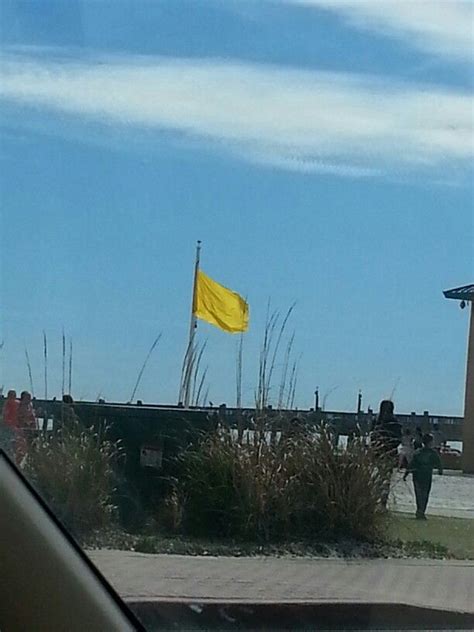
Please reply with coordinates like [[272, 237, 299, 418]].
[[26, 422, 119, 536], [169, 424, 392, 542]]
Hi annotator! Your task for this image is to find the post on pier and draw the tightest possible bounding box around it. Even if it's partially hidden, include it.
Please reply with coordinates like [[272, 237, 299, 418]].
[[443, 284, 474, 473]]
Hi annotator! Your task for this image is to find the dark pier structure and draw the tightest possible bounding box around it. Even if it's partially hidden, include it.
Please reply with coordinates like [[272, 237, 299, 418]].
[[0, 397, 463, 526], [2, 396, 463, 442]]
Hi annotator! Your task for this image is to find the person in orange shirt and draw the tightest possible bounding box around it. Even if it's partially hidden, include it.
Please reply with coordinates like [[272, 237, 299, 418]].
[[1, 390, 20, 459]]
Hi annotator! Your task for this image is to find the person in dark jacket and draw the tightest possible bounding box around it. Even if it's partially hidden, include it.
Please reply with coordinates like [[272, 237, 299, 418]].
[[372, 400, 402, 457], [372, 400, 402, 507], [404, 433, 443, 520]]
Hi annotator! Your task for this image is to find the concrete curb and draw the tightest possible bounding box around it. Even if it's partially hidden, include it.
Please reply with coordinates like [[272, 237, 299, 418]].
[[127, 600, 474, 630]]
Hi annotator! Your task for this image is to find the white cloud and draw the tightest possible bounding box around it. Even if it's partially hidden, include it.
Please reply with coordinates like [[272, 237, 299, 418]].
[[1, 52, 473, 178], [285, 1, 474, 60]]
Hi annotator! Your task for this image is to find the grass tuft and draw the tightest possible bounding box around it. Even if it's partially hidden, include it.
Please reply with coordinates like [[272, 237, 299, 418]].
[[26, 422, 119, 537], [166, 424, 392, 543]]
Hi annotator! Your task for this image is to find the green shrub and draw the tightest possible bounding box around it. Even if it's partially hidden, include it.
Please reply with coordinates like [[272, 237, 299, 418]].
[[26, 423, 119, 536], [169, 425, 392, 542]]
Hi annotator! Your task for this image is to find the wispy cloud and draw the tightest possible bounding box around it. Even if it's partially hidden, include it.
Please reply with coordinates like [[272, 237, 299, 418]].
[[1, 51, 472, 178], [285, 1, 474, 61]]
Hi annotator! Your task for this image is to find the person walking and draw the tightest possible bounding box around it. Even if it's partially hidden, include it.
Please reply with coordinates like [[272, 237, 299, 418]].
[[432, 423, 444, 450], [398, 428, 414, 471], [372, 400, 402, 507], [60, 394, 79, 432], [1, 390, 19, 458], [413, 426, 423, 450], [404, 433, 443, 520], [16, 391, 37, 465], [372, 400, 402, 457]]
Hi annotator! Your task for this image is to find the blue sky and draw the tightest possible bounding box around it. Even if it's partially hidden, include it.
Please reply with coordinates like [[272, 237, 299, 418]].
[[1, 0, 473, 414]]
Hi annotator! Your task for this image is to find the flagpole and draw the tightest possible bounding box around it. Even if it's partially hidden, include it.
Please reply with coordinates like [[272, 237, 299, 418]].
[[181, 240, 201, 407]]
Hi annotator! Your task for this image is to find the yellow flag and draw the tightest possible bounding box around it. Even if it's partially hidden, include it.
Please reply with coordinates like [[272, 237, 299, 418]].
[[194, 270, 249, 333]]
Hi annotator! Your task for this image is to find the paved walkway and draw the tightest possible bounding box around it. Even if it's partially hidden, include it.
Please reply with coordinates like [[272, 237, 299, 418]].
[[389, 470, 474, 519], [90, 551, 474, 614]]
